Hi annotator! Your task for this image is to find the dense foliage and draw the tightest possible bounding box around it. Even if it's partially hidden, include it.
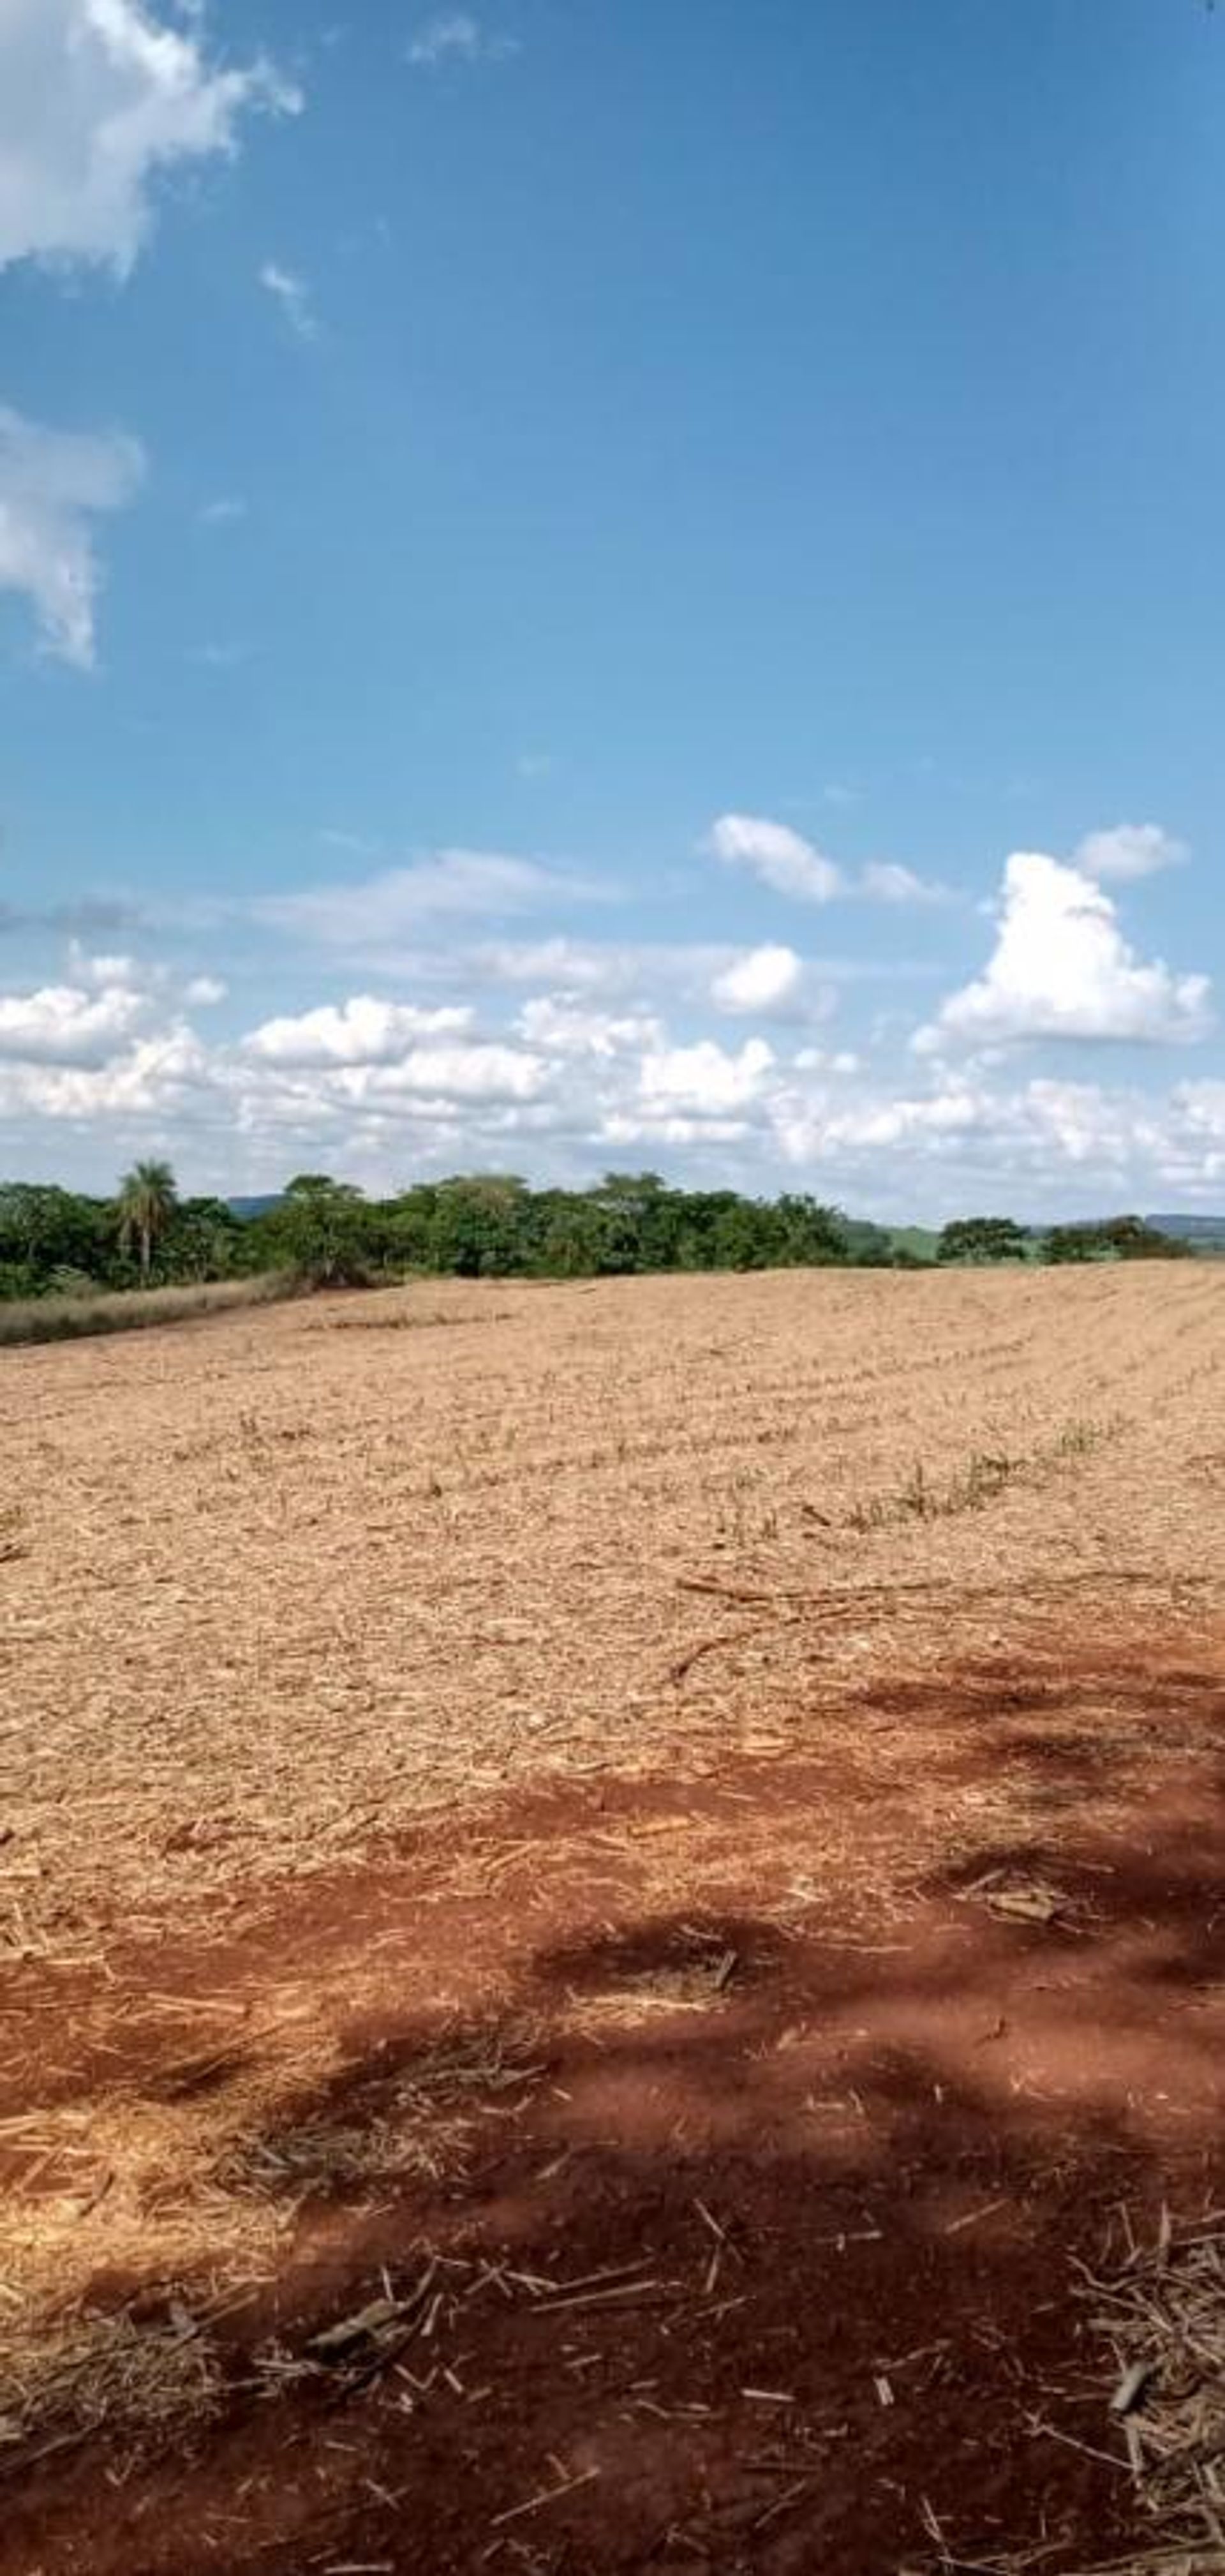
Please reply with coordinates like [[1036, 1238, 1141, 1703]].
[[0, 1170, 1203, 1302], [0, 1180, 254, 1301], [248, 1172, 858, 1286], [1041, 1215, 1195, 1264], [937, 1216, 1032, 1264]]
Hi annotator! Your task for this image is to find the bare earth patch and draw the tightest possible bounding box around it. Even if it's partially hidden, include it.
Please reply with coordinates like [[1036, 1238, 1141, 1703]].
[[0, 1266, 1222, 2571]]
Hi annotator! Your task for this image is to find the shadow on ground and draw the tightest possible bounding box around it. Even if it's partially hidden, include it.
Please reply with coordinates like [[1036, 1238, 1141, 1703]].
[[3, 1648, 1224, 2576]]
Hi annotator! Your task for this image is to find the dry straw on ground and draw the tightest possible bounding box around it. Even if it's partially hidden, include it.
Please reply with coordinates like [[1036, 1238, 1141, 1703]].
[[2, 1264, 1221, 1953], [1, 1265, 1223, 2561]]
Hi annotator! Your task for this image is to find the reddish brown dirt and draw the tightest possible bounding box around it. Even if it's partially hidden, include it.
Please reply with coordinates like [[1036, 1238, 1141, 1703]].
[[4, 1643, 1223, 2576]]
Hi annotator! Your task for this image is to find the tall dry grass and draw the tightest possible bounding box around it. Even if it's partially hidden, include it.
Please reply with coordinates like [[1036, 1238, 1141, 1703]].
[[0, 1272, 295, 1350]]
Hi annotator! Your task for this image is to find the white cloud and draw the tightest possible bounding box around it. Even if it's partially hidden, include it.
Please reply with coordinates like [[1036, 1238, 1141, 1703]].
[[479, 937, 658, 998], [0, 403, 144, 666], [406, 13, 516, 66], [709, 812, 843, 904], [0, 1023, 208, 1121], [708, 815, 947, 911], [516, 996, 660, 1057], [0, 0, 300, 278], [710, 943, 803, 1015], [254, 851, 600, 958], [246, 996, 473, 1066], [0, 935, 1221, 1219], [1074, 823, 1186, 884], [860, 860, 950, 906], [916, 852, 1212, 1053], [0, 973, 145, 1064], [259, 260, 316, 341], [639, 1036, 775, 1118], [198, 496, 246, 527], [347, 1042, 546, 1103]]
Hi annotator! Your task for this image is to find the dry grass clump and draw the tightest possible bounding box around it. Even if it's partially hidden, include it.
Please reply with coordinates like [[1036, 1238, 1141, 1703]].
[[0, 2023, 546, 2474], [0, 1272, 293, 1348], [0, 2301, 221, 2468], [218, 2027, 543, 2204]]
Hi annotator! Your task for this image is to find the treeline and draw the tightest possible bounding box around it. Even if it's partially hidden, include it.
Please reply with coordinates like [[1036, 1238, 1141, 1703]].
[[0, 1167, 889, 1298], [935, 1213, 1193, 1265], [0, 1166, 253, 1300], [0, 1167, 1197, 1304]]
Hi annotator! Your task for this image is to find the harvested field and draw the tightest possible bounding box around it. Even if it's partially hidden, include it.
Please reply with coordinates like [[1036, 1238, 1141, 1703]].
[[1, 1263, 1222, 2573]]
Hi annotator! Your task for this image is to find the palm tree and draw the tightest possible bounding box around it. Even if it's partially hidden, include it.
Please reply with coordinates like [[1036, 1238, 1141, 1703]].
[[116, 1159, 177, 1281]]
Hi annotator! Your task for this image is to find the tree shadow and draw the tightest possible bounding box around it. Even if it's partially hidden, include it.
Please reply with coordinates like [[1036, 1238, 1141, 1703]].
[[3, 1639, 1223, 2576]]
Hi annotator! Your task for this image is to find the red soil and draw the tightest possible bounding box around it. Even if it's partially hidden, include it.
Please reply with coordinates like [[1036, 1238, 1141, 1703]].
[[4, 1646, 1223, 2576]]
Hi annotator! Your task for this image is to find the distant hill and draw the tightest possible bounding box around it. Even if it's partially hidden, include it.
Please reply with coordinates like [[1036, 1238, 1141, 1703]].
[[227, 1195, 283, 1222], [1145, 1213, 1225, 1244]]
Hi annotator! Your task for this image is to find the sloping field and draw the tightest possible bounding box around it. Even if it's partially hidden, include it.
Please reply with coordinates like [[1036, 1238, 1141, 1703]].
[[1, 1265, 1222, 2573]]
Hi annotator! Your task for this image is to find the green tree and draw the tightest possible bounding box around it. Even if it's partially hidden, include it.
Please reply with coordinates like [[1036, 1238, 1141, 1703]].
[[116, 1160, 178, 1281], [937, 1216, 1030, 1265], [428, 1176, 530, 1277], [265, 1174, 375, 1287], [0, 1183, 112, 1287], [1043, 1215, 1192, 1265]]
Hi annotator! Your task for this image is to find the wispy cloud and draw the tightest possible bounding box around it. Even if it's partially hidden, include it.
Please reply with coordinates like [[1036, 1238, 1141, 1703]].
[[259, 260, 317, 341], [198, 496, 246, 528], [189, 640, 255, 670], [0, 403, 145, 668], [1074, 823, 1187, 884], [860, 860, 953, 907], [708, 813, 951, 909], [709, 812, 844, 904], [406, 13, 518, 67], [250, 849, 604, 960]]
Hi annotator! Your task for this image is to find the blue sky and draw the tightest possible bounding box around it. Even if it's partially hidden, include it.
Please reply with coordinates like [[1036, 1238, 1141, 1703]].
[[0, 0, 1222, 1217]]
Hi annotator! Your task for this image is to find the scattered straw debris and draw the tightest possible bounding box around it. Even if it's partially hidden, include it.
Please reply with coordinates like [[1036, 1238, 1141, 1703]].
[[956, 1865, 1076, 1928], [1073, 2214, 1225, 2564], [0, 2300, 221, 2470]]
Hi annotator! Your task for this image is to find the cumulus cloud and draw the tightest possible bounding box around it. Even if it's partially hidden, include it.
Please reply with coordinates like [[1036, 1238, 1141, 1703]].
[[258, 260, 316, 341], [246, 996, 473, 1065], [639, 1036, 775, 1118], [710, 944, 803, 1015], [347, 1042, 546, 1103], [406, 13, 516, 66], [0, 0, 301, 278], [0, 403, 144, 666], [1074, 823, 1186, 884], [0, 936, 1222, 1217], [0, 1024, 209, 1124], [515, 996, 661, 1057], [0, 972, 146, 1064], [709, 812, 843, 904], [916, 852, 1212, 1053]]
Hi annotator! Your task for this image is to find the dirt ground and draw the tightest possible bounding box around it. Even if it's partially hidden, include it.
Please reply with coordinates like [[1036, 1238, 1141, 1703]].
[[1, 1265, 1223, 2572]]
